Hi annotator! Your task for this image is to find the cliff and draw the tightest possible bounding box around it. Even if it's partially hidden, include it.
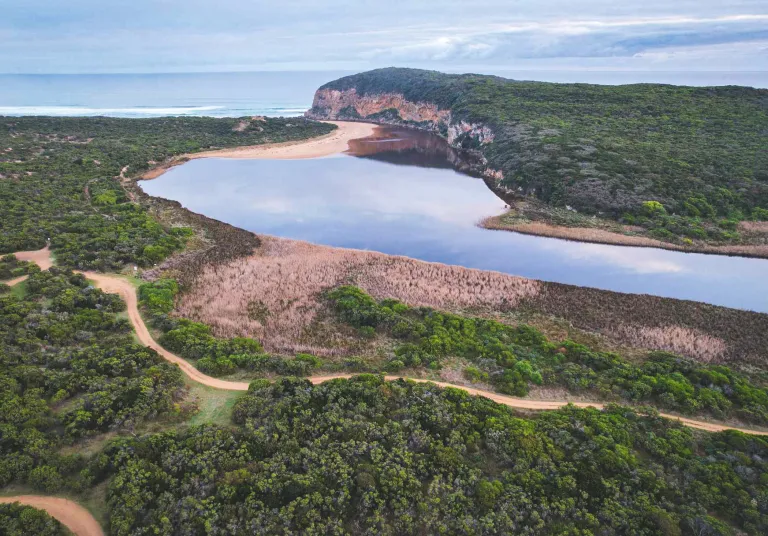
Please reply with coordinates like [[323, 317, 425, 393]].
[[306, 72, 503, 180]]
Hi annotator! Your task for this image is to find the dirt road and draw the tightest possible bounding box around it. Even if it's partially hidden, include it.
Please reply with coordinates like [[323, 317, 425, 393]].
[[8, 248, 768, 436], [0, 496, 103, 536]]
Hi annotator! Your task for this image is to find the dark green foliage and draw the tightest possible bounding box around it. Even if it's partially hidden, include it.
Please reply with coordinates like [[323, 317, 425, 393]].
[[0, 503, 66, 536], [159, 319, 262, 362], [0, 267, 184, 490], [92, 376, 768, 535], [0, 254, 39, 281], [0, 116, 334, 268], [197, 352, 324, 377], [328, 286, 768, 423], [137, 278, 178, 316], [319, 68, 768, 240]]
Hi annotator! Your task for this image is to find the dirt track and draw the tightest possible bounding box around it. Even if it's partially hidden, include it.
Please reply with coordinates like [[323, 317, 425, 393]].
[[0, 496, 103, 536], [9, 247, 768, 436]]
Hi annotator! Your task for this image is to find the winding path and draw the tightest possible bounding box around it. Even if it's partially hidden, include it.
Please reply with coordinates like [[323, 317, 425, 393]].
[[0, 496, 104, 536], [10, 247, 768, 437]]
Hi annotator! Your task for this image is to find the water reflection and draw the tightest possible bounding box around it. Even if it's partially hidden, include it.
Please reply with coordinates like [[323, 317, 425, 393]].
[[140, 128, 768, 312]]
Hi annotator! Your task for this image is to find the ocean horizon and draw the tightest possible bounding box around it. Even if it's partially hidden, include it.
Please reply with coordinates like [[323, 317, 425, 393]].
[[1, 70, 766, 118]]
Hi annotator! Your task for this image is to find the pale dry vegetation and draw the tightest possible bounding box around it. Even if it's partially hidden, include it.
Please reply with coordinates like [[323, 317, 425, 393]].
[[177, 236, 541, 355], [616, 325, 727, 363]]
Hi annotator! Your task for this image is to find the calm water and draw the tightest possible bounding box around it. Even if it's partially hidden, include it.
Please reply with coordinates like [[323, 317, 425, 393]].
[[140, 127, 768, 313], [1, 71, 766, 117]]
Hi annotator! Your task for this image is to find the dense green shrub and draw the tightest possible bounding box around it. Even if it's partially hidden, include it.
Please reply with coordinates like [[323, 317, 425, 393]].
[[0, 267, 184, 490], [329, 285, 768, 422], [0, 503, 66, 536], [91, 376, 768, 535], [0, 254, 39, 281]]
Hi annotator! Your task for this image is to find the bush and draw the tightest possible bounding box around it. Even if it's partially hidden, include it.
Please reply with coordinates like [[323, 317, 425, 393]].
[[328, 286, 768, 424]]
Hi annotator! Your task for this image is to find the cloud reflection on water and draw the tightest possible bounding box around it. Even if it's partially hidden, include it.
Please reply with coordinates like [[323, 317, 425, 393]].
[[140, 135, 768, 312]]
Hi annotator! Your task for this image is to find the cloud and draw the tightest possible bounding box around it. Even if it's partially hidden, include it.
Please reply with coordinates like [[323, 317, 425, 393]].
[[364, 14, 768, 62], [1, 1, 767, 72]]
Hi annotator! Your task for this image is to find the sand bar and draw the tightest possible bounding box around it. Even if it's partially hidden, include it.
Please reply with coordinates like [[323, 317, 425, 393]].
[[141, 121, 376, 179]]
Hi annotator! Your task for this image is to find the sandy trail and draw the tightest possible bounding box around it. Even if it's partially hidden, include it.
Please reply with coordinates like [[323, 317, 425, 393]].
[[3, 275, 28, 286], [10, 247, 768, 436], [14, 247, 54, 270], [2, 247, 55, 287], [140, 121, 376, 179], [0, 496, 103, 536]]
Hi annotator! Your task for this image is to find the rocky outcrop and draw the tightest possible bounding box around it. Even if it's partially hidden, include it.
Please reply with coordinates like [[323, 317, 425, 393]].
[[447, 121, 495, 146], [307, 88, 450, 128], [306, 88, 504, 181]]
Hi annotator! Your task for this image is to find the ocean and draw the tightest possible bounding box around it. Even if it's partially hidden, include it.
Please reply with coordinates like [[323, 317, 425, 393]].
[[0, 70, 766, 118]]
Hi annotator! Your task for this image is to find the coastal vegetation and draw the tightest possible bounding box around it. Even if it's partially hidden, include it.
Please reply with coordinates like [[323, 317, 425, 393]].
[[2, 113, 768, 534], [0, 503, 66, 536], [311, 68, 768, 249], [0, 254, 38, 282], [91, 376, 768, 535], [0, 116, 334, 269], [173, 236, 768, 367], [0, 266, 184, 493], [138, 278, 329, 377], [328, 286, 768, 424]]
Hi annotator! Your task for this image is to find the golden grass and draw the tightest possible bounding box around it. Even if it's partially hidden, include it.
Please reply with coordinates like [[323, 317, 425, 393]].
[[177, 236, 541, 356], [616, 325, 727, 363]]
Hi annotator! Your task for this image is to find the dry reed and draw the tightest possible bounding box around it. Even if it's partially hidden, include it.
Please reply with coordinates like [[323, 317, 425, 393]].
[[616, 325, 727, 363], [177, 236, 541, 355]]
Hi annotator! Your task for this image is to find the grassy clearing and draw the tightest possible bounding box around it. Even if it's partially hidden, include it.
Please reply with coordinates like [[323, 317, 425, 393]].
[[183, 380, 243, 427], [9, 280, 28, 299]]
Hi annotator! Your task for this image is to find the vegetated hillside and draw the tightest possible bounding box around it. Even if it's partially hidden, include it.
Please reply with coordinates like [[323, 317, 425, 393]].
[[310, 68, 768, 245], [93, 376, 768, 535], [0, 116, 334, 270], [0, 267, 184, 493]]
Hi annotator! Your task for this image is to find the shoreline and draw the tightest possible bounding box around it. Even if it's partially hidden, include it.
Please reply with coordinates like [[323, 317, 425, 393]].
[[139, 120, 376, 180], [135, 117, 768, 260], [480, 214, 768, 260]]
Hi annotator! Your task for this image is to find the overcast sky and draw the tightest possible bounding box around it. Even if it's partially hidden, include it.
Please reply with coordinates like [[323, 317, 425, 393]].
[[2, 0, 767, 73]]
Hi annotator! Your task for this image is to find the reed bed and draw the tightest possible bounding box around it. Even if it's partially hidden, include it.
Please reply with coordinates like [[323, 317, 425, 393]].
[[616, 325, 727, 363], [173, 234, 768, 364], [177, 236, 541, 355]]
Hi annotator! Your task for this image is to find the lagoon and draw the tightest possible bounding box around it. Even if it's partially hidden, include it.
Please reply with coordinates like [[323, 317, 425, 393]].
[[140, 127, 768, 313]]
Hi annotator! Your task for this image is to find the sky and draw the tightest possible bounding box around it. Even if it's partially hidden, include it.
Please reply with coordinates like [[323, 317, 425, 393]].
[[1, 0, 767, 73]]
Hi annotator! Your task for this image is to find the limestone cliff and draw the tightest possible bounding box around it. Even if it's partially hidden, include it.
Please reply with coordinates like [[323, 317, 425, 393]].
[[306, 87, 503, 181]]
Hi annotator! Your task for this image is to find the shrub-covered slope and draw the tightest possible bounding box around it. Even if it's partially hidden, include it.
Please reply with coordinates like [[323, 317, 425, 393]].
[[0, 266, 184, 492]]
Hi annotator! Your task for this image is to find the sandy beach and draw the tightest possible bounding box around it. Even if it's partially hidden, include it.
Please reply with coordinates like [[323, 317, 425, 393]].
[[140, 121, 376, 180]]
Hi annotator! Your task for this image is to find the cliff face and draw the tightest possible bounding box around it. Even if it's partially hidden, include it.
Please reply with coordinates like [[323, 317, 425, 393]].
[[307, 88, 450, 126], [306, 87, 502, 181]]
